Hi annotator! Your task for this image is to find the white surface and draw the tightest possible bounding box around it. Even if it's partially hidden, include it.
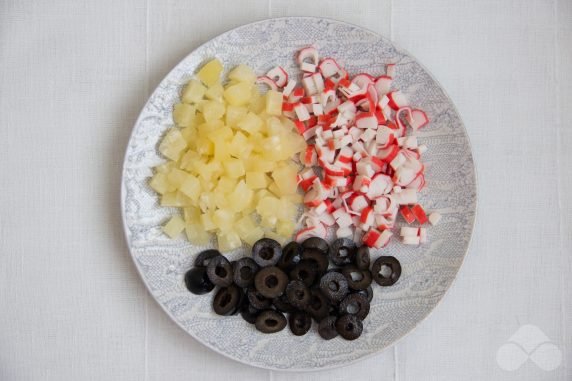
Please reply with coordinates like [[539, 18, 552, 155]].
[[0, 0, 570, 380]]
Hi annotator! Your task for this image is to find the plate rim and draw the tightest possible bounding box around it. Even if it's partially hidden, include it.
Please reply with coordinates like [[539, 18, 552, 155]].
[[120, 15, 478, 372]]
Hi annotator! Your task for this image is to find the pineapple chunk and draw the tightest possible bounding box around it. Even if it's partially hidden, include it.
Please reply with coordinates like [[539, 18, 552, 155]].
[[256, 196, 281, 217], [264, 231, 287, 245], [159, 128, 187, 161], [179, 174, 201, 201], [217, 231, 242, 252], [276, 219, 296, 238], [228, 64, 256, 83], [227, 180, 253, 212], [200, 213, 217, 231], [183, 206, 201, 224], [195, 137, 214, 156], [167, 168, 188, 189], [197, 59, 223, 87], [213, 209, 235, 232], [182, 79, 207, 104], [237, 112, 263, 134], [225, 105, 248, 127], [202, 101, 225, 122], [149, 173, 170, 194], [205, 83, 224, 101], [245, 171, 267, 190], [163, 215, 185, 238], [223, 158, 245, 178], [180, 126, 198, 146], [265, 90, 283, 116], [224, 82, 252, 106], [185, 223, 210, 245], [216, 176, 238, 194], [173, 103, 196, 127], [272, 165, 298, 195], [242, 227, 264, 246]]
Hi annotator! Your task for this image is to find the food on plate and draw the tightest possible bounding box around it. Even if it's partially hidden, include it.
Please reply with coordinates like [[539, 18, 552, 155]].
[[184, 237, 402, 340], [150, 59, 306, 251]]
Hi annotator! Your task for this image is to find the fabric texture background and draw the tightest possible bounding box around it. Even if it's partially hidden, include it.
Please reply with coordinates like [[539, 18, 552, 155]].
[[0, 0, 570, 380]]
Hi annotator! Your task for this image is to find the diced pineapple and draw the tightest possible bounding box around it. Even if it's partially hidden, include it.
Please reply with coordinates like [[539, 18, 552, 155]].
[[213, 190, 228, 209], [265, 90, 283, 116], [276, 219, 296, 238], [249, 93, 265, 114], [183, 206, 201, 224], [213, 209, 235, 232], [265, 116, 282, 136], [167, 168, 188, 189], [160, 192, 178, 206], [159, 128, 187, 161], [182, 79, 207, 104], [217, 230, 242, 252], [229, 131, 253, 159], [180, 126, 198, 146], [162, 215, 185, 238], [212, 138, 231, 163], [227, 180, 253, 212], [228, 64, 256, 83], [216, 176, 238, 194], [179, 174, 201, 201], [277, 198, 297, 221], [154, 161, 175, 174], [205, 83, 224, 101], [225, 105, 248, 127], [197, 59, 223, 87], [223, 158, 245, 178], [264, 231, 287, 245], [200, 212, 217, 231], [247, 155, 275, 173], [261, 215, 278, 229], [272, 165, 298, 195], [207, 125, 233, 142], [173, 103, 196, 127], [237, 112, 263, 134], [224, 82, 252, 106], [256, 196, 281, 217], [202, 101, 225, 122], [245, 171, 267, 190], [185, 223, 211, 245], [195, 137, 214, 156], [242, 227, 265, 246], [179, 150, 200, 171], [149, 173, 170, 194]]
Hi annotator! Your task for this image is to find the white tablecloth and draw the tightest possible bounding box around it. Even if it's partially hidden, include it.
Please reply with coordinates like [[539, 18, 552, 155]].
[[1, 1, 570, 380]]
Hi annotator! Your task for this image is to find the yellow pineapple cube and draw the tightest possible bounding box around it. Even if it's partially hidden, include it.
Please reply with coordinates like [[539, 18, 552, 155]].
[[264, 231, 287, 245], [197, 59, 223, 87], [272, 165, 298, 195], [167, 168, 188, 189], [185, 223, 211, 245], [195, 137, 214, 156], [205, 83, 224, 101], [224, 82, 252, 106], [245, 171, 267, 190], [173, 103, 196, 127], [265, 90, 283, 116], [242, 227, 264, 246], [213, 209, 235, 232], [162, 215, 185, 238], [159, 128, 188, 161], [183, 206, 201, 224], [228, 64, 256, 83], [276, 219, 296, 238], [202, 101, 225, 122], [223, 158, 245, 178], [149, 173, 170, 194], [179, 174, 201, 201], [225, 105, 248, 127], [182, 79, 207, 104], [237, 112, 263, 134], [227, 180, 253, 212], [200, 212, 217, 231], [217, 230, 242, 252]]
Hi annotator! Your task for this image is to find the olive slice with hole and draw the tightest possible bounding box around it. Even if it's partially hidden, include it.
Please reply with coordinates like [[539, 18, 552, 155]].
[[301, 237, 329, 255], [213, 285, 243, 316], [240, 304, 260, 324], [255, 310, 287, 333], [341, 266, 372, 291], [194, 249, 222, 267], [233, 257, 259, 288], [305, 288, 330, 321], [354, 246, 370, 270], [277, 241, 303, 271], [254, 266, 288, 298], [206, 255, 234, 287], [247, 287, 272, 310], [252, 238, 282, 267], [301, 248, 329, 275], [319, 271, 349, 303], [272, 294, 296, 313], [318, 315, 338, 340], [289, 260, 317, 287], [338, 293, 370, 320], [329, 238, 356, 266], [285, 280, 311, 309], [355, 286, 374, 303], [335, 314, 363, 340], [288, 311, 312, 336], [371, 256, 401, 286]]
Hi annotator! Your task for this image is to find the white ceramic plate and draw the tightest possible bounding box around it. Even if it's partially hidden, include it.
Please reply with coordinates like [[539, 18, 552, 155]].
[[121, 17, 477, 371]]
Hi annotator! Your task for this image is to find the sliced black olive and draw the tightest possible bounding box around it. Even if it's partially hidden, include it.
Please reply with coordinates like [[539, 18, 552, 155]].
[[301, 237, 329, 255], [371, 256, 401, 286], [301, 248, 329, 276], [272, 293, 296, 313], [319, 271, 349, 303], [233, 257, 259, 288], [341, 266, 372, 291], [285, 280, 311, 309], [240, 304, 260, 324], [339, 293, 370, 320], [335, 314, 363, 340], [288, 311, 312, 336], [289, 260, 317, 287], [184, 267, 215, 295], [329, 238, 356, 266], [354, 246, 370, 270], [305, 288, 330, 322], [194, 249, 222, 267], [247, 287, 272, 310], [318, 315, 338, 340], [206, 255, 234, 287], [252, 238, 282, 267], [355, 286, 374, 303], [277, 241, 303, 271], [255, 310, 287, 333], [254, 266, 288, 298], [213, 285, 242, 316]]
